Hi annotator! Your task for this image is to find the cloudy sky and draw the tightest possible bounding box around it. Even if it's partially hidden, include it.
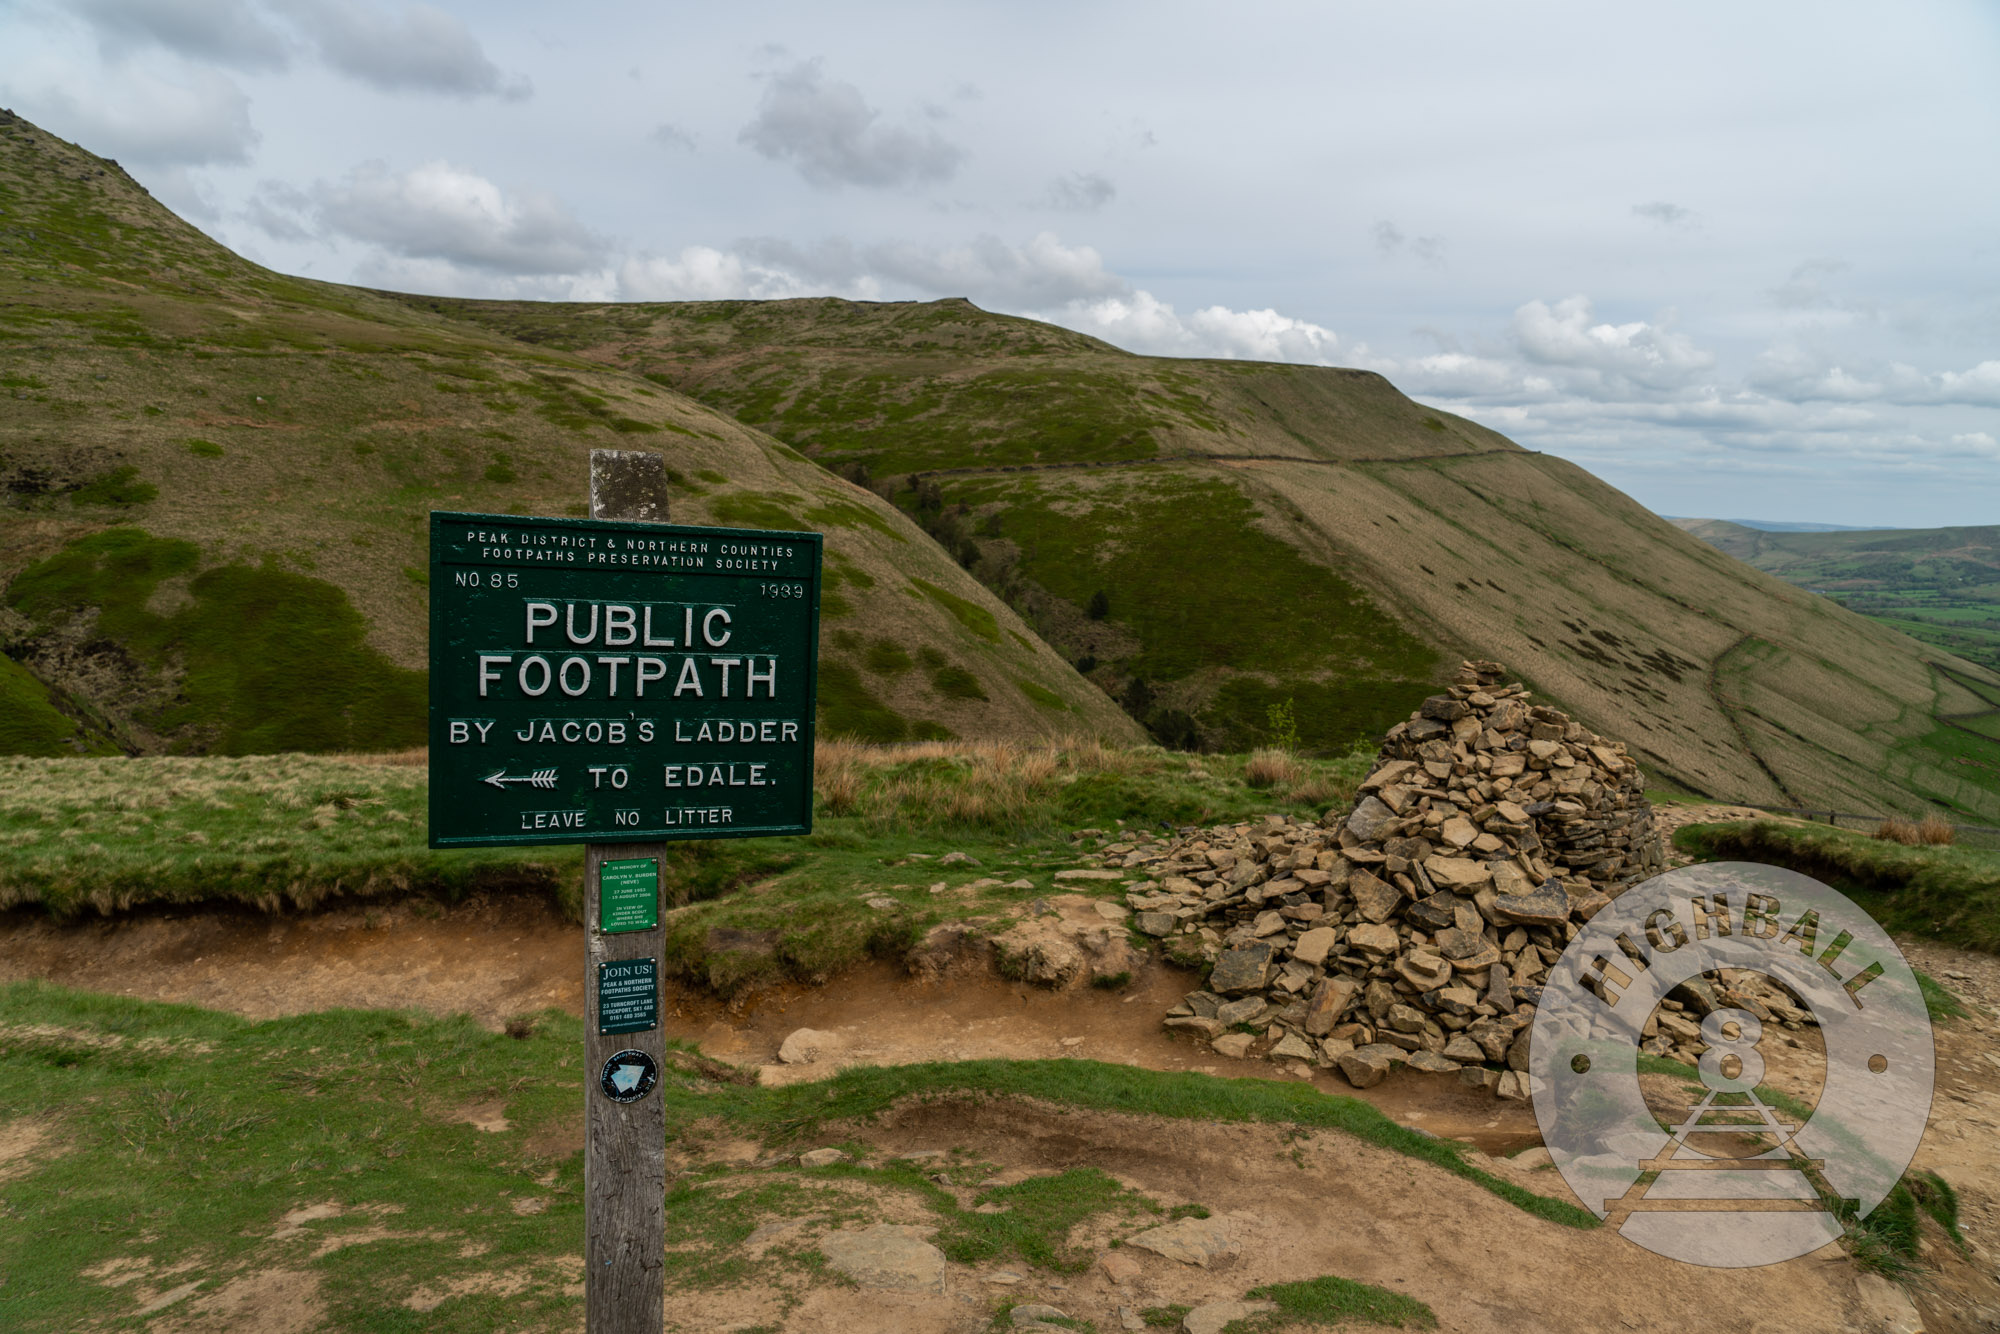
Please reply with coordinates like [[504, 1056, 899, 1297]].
[[6, 1, 1998, 526]]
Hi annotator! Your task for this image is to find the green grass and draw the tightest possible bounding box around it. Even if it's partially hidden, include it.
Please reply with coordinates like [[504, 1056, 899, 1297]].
[[0, 753, 573, 917], [0, 982, 1590, 1332], [68, 464, 157, 507], [0, 655, 115, 757], [8, 529, 426, 754], [1673, 819, 2000, 954], [911, 576, 1001, 643], [0, 742, 1366, 989], [1231, 1274, 1437, 1330], [940, 473, 1439, 751]]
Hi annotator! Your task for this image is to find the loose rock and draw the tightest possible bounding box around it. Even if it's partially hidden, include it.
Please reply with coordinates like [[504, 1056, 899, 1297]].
[[1149, 659, 1664, 1095], [1123, 1216, 1239, 1268], [818, 1224, 947, 1292]]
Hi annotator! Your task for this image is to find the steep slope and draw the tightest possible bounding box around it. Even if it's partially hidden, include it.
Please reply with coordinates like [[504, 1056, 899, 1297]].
[[0, 112, 1141, 754], [416, 296, 2000, 822]]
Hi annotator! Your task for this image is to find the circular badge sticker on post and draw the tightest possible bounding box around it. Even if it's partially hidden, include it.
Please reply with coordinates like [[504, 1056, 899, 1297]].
[[599, 1049, 660, 1104], [1529, 863, 1935, 1268]]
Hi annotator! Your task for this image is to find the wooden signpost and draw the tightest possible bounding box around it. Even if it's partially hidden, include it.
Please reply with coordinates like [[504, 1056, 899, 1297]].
[[428, 450, 821, 1332]]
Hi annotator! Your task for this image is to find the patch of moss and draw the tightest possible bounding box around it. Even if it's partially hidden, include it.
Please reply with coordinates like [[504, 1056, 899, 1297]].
[[1018, 680, 1069, 712], [7, 528, 426, 753], [864, 638, 914, 676], [69, 465, 156, 508], [816, 660, 911, 742], [911, 577, 1000, 643], [185, 438, 223, 458], [0, 656, 89, 756]]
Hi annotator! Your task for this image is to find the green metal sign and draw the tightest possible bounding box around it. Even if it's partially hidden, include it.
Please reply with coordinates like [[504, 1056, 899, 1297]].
[[599, 858, 659, 934], [428, 511, 821, 848]]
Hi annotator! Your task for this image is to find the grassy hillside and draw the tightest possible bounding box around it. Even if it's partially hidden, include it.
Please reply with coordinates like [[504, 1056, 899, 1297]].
[[1674, 518, 2000, 675], [0, 112, 1141, 754], [410, 296, 2000, 823]]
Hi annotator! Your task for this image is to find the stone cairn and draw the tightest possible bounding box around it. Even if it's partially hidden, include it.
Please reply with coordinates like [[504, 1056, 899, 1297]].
[[1137, 660, 1672, 1097]]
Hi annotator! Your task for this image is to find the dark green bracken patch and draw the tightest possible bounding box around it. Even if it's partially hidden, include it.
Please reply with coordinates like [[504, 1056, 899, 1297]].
[[864, 638, 914, 676], [68, 465, 156, 508], [6, 529, 425, 754], [815, 660, 948, 743], [959, 473, 1437, 749], [911, 577, 1001, 643], [1018, 680, 1069, 712], [185, 438, 223, 458]]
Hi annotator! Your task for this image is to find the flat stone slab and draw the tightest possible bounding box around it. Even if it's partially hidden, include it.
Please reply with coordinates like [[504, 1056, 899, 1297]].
[[1123, 1216, 1238, 1268], [818, 1224, 947, 1292], [1183, 1299, 1276, 1334]]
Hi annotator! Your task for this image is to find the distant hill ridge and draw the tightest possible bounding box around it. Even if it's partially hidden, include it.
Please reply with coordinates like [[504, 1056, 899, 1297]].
[[0, 111, 1141, 757], [409, 294, 2000, 822], [1667, 516, 1903, 533], [4, 108, 1998, 826]]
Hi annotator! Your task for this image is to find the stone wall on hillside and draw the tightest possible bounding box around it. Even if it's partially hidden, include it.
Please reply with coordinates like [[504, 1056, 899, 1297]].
[[1137, 659, 1681, 1096]]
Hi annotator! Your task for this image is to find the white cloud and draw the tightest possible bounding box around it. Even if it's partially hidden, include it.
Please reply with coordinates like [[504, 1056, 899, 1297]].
[[1510, 295, 1714, 392], [315, 160, 604, 274], [618, 246, 837, 301], [1050, 292, 1342, 364], [274, 0, 528, 99], [739, 60, 962, 189], [729, 231, 1125, 309]]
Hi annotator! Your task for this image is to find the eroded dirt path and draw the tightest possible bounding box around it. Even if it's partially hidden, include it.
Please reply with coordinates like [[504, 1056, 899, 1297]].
[[6, 883, 1999, 1331]]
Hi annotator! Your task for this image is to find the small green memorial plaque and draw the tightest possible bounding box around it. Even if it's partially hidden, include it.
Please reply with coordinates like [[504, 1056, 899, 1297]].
[[599, 858, 659, 934], [597, 957, 659, 1036]]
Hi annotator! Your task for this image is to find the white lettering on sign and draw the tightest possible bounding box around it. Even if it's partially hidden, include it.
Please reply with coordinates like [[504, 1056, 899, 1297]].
[[518, 809, 588, 830], [671, 718, 799, 744], [511, 719, 653, 744], [660, 806, 734, 826], [662, 763, 771, 788], [673, 658, 703, 697], [447, 720, 498, 743]]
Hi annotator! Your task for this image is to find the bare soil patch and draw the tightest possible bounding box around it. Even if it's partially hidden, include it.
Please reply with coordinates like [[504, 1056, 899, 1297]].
[[8, 881, 2000, 1330]]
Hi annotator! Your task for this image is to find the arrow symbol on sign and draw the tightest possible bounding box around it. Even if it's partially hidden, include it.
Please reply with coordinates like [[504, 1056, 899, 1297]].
[[610, 1063, 645, 1094], [482, 768, 558, 790]]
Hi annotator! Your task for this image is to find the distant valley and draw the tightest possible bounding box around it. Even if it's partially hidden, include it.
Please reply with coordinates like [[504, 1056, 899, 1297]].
[[1672, 519, 2000, 676]]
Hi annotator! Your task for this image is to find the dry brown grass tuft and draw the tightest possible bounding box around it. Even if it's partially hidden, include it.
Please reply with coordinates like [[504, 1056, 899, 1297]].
[[1917, 813, 1957, 846], [1877, 813, 1960, 846], [1243, 748, 1305, 790], [1875, 817, 1923, 845]]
